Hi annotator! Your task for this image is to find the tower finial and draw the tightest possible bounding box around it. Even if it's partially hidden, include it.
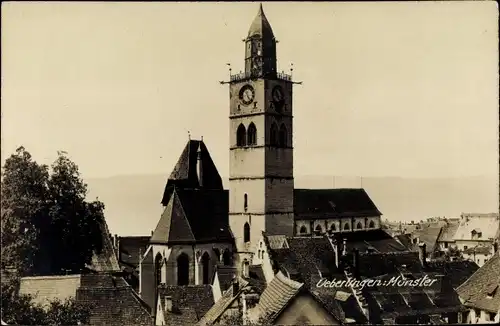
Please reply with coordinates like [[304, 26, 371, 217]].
[[188, 130, 191, 140]]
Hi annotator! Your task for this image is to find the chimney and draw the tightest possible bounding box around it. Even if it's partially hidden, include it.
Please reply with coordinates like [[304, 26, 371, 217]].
[[232, 275, 239, 294], [418, 243, 427, 268], [197, 142, 203, 187], [352, 248, 360, 278], [165, 296, 173, 312]]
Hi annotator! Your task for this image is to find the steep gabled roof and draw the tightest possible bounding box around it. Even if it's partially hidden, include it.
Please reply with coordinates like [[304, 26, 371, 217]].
[[161, 140, 223, 206], [456, 251, 500, 312], [294, 188, 382, 220], [151, 188, 233, 245], [255, 271, 304, 322], [88, 218, 121, 273]]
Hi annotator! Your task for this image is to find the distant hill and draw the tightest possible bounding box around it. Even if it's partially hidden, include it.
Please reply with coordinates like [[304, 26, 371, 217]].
[[86, 174, 499, 236]]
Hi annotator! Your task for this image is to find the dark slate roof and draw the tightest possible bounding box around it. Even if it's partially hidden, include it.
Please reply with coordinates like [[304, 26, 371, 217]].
[[75, 274, 152, 326], [463, 245, 493, 255], [158, 285, 215, 321], [88, 218, 121, 273], [151, 188, 233, 245], [164, 306, 198, 326], [329, 229, 408, 253], [212, 265, 238, 292], [425, 260, 479, 289], [161, 140, 223, 206], [118, 236, 150, 269], [256, 271, 304, 321], [395, 234, 413, 249], [294, 188, 382, 220], [456, 251, 500, 312]]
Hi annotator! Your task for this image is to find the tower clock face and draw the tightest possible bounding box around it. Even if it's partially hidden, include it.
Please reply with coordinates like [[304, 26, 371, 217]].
[[239, 85, 255, 105]]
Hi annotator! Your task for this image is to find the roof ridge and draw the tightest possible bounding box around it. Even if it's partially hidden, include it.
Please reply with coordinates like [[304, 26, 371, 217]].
[[21, 274, 82, 280]]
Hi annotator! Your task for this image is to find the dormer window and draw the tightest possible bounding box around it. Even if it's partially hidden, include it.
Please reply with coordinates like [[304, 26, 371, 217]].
[[486, 284, 498, 299]]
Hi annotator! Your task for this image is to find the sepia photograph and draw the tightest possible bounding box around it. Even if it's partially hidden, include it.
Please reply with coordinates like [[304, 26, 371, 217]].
[[1, 1, 499, 325]]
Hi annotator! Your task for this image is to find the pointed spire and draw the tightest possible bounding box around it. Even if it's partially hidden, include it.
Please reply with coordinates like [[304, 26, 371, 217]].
[[247, 3, 274, 38]]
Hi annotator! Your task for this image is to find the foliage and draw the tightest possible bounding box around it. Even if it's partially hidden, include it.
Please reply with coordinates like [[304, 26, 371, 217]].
[[1, 276, 92, 325], [1, 147, 105, 276]]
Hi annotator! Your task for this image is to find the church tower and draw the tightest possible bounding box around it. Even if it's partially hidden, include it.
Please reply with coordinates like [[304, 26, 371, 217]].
[[227, 4, 295, 268]]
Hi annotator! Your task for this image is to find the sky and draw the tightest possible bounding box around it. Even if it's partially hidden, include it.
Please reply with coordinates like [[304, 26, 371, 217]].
[[2, 1, 499, 181]]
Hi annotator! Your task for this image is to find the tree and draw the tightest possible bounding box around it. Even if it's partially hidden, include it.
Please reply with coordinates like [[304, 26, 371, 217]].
[[1, 276, 92, 325], [1, 147, 105, 276]]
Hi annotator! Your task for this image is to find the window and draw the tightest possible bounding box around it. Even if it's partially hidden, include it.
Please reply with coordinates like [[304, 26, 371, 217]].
[[155, 253, 163, 287], [260, 242, 263, 248], [315, 224, 323, 234], [444, 242, 448, 248], [278, 124, 287, 147], [330, 224, 337, 232], [244, 223, 250, 243], [356, 222, 363, 229], [299, 225, 307, 234], [270, 122, 278, 146], [237, 124, 246, 146], [344, 223, 350, 230], [489, 312, 497, 321], [247, 123, 257, 146], [244, 194, 248, 212], [464, 246, 468, 250], [223, 250, 231, 265], [368, 220, 375, 228], [201, 252, 210, 285], [177, 253, 190, 285], [243, 260, 250, 278]]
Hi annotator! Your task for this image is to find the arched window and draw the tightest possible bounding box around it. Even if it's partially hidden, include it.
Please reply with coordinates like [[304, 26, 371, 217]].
[[244, 193, 248, 212], [155, 253, 163, 287], [177, 253, 190, 286], [330, 224, 337, 232], [270, 122, 278, 146], [244, 223, 250, 243], [237, 124, 246, 147], [315, 224, 323, 234], [201, 252, 211, 285], [279, 124, 287, 147], [369, 220, 375, 228], [247, 123, 257, 146], [299, 225, 307, 234], [243, 260, 250, 278], [222, 250, 231, 265], [344, 223, 350, 231], [356, 222, 363, 230]]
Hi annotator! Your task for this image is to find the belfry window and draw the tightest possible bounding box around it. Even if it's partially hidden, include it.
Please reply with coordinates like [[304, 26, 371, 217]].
[[368, 220, 375, 228], [201, 252, 210, 285], [315, 224, 323, 235], [244, 223, 251, 243], [344, 223, 350, 231], [223, 250, 231, 265], [155, 253, 163, 287], [244, 193, 248, 212], [279, 124, 287, 147], [237, 124, 247, 147], [299, 225, 307, 234], [247, 123, 257, 146], [356, 222, 363, 230]]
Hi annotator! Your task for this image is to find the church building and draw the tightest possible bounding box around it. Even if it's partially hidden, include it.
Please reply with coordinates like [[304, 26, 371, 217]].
[[139, 3, 383, 315]]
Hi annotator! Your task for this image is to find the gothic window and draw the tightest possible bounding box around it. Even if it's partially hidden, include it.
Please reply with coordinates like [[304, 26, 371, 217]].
[[155, 253, 163, 287], [243, 260, 250, 278], [279, 124, 287, 147], [344, 223, 350, 231], [356, 222, 363, 230], [330, 224, 337, 232], [237, 124, 247, 147], [177, 253, 190, 286], [270, 122, 278, 146], [201, 252, 210, 285], [244, 193, 248, 212], [368, 220, 375, 228], [315, 224, 323, 234], [299, 225, 307, 234], [247, 123, 257, 146], [244, 223, 251, 243], [223, 250, 231, 265]]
